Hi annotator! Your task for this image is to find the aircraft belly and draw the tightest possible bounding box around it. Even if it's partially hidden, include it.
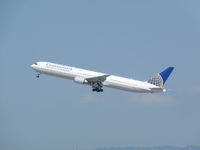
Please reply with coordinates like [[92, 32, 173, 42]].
[[104, 80, 149, 93]]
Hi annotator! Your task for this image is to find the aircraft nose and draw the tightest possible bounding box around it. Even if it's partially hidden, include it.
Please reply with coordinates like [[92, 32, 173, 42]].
[[31, 64, 35, 68]]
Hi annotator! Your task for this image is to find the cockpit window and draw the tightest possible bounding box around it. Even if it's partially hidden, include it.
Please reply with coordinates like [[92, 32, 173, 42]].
[[34, 63, 38, 65]]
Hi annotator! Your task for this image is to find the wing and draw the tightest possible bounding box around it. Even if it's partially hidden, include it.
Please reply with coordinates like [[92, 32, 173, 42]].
[[84, 75, 110, 92], [86, 74, 110, 83]]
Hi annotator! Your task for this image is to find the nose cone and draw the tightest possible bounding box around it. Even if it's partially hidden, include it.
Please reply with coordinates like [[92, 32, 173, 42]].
[[31, 64, 36, 69]]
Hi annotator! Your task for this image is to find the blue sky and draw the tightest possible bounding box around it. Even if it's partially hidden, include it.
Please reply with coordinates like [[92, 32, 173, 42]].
[[1, 0, 200, 150]]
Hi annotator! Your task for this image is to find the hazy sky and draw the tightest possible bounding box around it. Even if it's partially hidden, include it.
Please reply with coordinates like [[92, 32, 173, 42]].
[[1, 0, 200, 150]]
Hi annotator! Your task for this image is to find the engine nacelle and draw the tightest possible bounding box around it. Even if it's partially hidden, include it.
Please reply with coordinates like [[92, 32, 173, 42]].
[[74, 76, 88, 84]]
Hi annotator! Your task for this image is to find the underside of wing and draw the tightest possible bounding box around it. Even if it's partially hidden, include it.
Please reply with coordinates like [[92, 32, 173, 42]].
[[86, 74, 110, 83]]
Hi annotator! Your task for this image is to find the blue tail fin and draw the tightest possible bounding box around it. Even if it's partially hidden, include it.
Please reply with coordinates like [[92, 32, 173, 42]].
[[148, 67, 174, 87]]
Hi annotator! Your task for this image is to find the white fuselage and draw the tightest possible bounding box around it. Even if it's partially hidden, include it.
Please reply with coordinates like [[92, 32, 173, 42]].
[[31, 62, 164, 93]]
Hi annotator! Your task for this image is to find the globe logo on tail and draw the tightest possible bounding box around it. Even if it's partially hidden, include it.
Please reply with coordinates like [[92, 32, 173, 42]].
[[148, 74, 163, 87], [147, 67, 174, 87]]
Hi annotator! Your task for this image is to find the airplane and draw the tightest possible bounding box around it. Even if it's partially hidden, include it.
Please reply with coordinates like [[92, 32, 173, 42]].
[[31, 62, 174, 93]]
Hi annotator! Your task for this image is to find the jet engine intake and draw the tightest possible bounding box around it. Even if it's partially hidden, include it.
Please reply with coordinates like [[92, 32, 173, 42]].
[[74, 76, 88, 84]]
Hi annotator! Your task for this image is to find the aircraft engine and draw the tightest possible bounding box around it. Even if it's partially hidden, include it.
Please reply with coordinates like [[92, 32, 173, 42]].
[[74, 76, 88, 84]]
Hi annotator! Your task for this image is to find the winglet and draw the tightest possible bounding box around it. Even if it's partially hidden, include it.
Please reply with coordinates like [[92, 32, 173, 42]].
[[148, 67, 174, 87]]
